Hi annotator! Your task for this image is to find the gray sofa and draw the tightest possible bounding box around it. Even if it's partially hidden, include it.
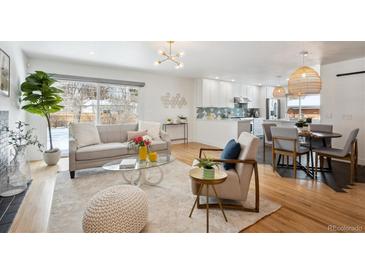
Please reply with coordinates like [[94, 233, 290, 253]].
[[69, 123, 171, 178]]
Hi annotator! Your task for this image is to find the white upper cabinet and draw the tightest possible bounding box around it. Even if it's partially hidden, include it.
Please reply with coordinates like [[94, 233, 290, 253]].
[[200, 79, 235, 107], [247, 85, 260, 108], [219, 81, 234, 107]]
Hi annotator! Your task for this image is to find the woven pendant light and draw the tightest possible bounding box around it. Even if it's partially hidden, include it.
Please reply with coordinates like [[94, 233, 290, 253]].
[[288, 52, 321, 96], [273, 76, 286, 97]]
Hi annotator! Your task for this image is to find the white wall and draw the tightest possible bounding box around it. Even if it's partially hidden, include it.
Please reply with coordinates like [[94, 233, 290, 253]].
[[26, 58, 195, 160], [321, 57, 365, 164], [0, 43, 27, 127]]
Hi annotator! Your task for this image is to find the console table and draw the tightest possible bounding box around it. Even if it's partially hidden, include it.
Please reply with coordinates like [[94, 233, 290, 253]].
[[162, 123, 188, 144]]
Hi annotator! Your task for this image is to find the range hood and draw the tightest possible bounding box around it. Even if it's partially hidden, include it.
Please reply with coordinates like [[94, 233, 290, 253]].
[[234, 97, 251, 103]]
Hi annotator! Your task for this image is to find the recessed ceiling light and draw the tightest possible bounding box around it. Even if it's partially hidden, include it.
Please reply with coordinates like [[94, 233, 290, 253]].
[[89, 51, 95, 55], [258, 83, 262, 86], [215, 77, 219, 80], [231, 79, 235, 82]]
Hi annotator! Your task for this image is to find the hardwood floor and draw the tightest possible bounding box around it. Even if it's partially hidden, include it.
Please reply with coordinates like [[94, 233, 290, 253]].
[[10, 142, 365, 232]]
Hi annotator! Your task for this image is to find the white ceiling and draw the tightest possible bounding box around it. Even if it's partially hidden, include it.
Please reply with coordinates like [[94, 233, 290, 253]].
[[17, 41, 365, 86]]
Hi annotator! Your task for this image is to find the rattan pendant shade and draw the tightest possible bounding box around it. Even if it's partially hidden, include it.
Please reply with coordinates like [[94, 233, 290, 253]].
[[288, 66, 321, 96], [272, 86, 286, 97]]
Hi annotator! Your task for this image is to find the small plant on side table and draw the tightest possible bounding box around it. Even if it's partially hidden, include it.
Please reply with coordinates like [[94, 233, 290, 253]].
[[194, 154, 219, 179]]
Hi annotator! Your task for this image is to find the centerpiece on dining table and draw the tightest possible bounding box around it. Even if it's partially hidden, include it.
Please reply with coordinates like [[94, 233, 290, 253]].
[[128, 135, 157, 161]]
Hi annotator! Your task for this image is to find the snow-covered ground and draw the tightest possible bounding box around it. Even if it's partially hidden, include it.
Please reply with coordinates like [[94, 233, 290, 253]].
[[48, 127, 69, 156]]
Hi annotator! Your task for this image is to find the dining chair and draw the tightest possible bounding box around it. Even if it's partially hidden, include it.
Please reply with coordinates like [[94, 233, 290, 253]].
[[308, 124, 333, 169], [262, 123, 277, 162], [314, 128, 359, 184], [271, 127, 310, 178], [309, 124, 333, 148]]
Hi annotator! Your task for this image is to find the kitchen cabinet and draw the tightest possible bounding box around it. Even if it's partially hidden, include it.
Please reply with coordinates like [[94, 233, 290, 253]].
[[199, 79, 235, 107], [247, 86, 260, 108]]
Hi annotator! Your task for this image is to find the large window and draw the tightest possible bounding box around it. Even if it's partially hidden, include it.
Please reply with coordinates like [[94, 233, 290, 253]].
[[287, 94, 320, 108], [286, 94, 320, 119], [49, 79, 139, 156]]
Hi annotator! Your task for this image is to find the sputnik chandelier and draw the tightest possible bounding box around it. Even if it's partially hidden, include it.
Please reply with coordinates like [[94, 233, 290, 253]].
[[154, 41, 184, 69]]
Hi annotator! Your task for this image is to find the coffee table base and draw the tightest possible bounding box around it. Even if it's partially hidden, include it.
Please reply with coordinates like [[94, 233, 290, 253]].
[[122, 166, 164, 187]]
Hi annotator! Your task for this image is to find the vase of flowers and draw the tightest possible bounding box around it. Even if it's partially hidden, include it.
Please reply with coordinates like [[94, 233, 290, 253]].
[[129, 135, 152, 161], [194, 154, 219, 179], [1, 121, 42, 196]]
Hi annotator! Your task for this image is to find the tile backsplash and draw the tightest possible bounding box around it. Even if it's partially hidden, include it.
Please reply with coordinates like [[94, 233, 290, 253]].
[[196, 105, 248, 120], [0, 111, 9, 192]]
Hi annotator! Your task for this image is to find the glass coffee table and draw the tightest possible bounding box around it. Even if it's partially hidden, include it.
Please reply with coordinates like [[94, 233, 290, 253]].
[[102, 153, 175, 187]]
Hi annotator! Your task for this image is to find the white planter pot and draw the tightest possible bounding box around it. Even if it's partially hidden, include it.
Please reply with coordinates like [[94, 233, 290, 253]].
[[43, 149, 61, 166], [203, 168, 215, 179]]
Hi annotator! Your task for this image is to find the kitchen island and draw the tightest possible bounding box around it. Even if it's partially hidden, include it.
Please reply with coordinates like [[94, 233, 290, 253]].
[[194, 118, 253, 148]]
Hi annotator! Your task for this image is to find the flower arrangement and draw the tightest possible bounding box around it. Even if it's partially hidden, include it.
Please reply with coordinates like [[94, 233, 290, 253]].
[[295, 119, 308, 128], [128, 135, 153, 161], [4, 121, 43, 156], [129, 135, 152, 148]]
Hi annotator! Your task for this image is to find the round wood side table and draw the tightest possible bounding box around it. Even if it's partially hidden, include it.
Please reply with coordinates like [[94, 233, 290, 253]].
[[189, 168, 228, 233]]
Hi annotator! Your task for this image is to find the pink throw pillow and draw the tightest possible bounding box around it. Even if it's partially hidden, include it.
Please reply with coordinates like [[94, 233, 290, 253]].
[[127, 130, 148, 141]]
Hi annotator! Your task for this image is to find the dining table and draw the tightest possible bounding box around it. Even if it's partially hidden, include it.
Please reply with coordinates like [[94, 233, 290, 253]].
[[298, 129, 343, 178]]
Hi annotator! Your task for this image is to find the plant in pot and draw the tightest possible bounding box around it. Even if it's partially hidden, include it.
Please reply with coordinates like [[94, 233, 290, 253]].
[[21, 71, 64, 166], [194, 154, 219, 179], [295, 119, 308, 128]]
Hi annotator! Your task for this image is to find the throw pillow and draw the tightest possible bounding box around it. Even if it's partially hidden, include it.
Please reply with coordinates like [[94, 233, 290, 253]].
[[70, 123, 101, 148], [127, 130, 148, 141], [221, 139, 241, 170], [138, 120, 161, 140]]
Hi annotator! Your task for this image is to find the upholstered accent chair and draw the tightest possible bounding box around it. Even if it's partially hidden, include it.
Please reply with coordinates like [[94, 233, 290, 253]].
[[314, 128, 359, 183], [262, 123, 277, 162], [191, 132, 260, 212], [271, 127, 310, 178]]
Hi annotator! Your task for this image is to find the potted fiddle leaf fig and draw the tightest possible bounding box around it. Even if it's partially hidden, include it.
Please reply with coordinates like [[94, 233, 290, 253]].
[[194, 153, 219, 179], [21, 71, 64, 165]]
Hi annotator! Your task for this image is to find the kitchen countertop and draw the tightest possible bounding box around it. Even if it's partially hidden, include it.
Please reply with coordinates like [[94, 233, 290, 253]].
[[264, 118, 320, 123], [196, 118, 254, 122]]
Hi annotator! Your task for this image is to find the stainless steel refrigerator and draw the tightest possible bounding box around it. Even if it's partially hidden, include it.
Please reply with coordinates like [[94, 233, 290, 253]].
[[266, 98, 281, 120]]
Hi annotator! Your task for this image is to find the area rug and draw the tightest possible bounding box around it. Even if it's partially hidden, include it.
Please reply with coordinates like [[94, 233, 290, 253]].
[[48, 160, 281, 233]]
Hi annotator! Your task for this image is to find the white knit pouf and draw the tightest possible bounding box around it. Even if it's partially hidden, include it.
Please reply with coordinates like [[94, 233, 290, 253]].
[[82, 185, 148, 233]]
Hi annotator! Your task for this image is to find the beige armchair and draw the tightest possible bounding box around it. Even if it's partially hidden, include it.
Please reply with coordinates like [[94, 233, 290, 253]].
[[191, 132, 260, 212]]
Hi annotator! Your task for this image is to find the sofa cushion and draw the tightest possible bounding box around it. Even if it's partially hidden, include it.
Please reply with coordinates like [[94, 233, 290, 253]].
[[127, 130, 148, 141], [70, 123, 101, 148], [76, 143, 129, 161], [149, 140, 168, 151], [97, 124, 138, 143], [138, 121, 161, 140]]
